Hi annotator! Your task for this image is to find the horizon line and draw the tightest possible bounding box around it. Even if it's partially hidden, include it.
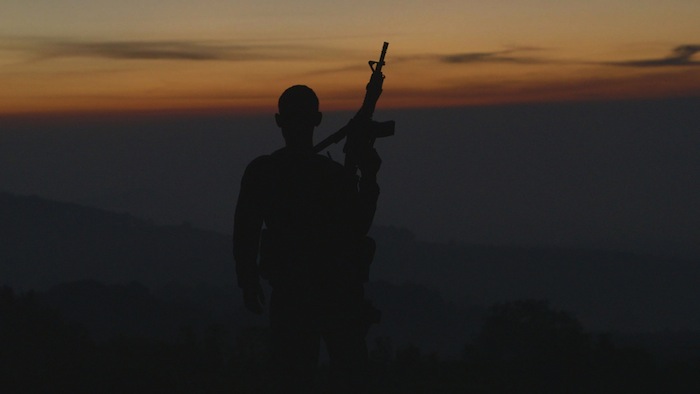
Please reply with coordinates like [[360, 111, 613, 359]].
[[2, 92, 699, 122]]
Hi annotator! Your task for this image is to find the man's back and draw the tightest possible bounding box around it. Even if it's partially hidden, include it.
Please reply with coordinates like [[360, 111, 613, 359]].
[[236, 147, 357, 287]]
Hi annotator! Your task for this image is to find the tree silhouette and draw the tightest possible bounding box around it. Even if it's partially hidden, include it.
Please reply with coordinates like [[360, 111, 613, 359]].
[[0, 286, 96, 392], [466, 300, 592, 393]]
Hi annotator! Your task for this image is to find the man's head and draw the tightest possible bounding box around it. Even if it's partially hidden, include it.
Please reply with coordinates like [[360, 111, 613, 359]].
[[275, 85, 322, 134]]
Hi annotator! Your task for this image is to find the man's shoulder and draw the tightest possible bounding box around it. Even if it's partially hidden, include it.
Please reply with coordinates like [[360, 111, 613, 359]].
[[242, 155, 276, 180], [248, 154, 273, 166]]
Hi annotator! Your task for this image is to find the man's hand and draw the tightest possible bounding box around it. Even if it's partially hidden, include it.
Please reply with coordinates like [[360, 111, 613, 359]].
[[242, 282, 266, 314], [365, 71, 384, 103], [358, 148, 382, 178]]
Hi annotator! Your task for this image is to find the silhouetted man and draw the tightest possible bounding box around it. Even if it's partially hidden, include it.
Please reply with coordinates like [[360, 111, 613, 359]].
[[233, 85, 380, 392]]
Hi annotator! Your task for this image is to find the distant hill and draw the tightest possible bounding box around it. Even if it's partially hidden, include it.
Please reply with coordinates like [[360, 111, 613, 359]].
[[369, 226, 700, 332], [1, 191, 233, 290], [3, 191, 700, 332]]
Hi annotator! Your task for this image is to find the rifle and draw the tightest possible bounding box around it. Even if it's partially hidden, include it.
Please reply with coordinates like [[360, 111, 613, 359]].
[[314, 42, 395, 175]]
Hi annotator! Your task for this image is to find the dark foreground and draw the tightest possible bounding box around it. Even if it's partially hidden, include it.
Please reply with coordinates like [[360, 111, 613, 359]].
[[3, 286, 699, 393]]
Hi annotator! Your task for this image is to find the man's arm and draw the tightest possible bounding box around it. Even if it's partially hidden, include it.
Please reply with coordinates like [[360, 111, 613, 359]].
[[233, 159, 266, 313]]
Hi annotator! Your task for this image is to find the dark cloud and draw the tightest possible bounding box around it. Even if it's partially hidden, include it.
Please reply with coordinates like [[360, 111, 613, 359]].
[[608, 44, 700, 67], [414, 44, 700, 69], [389, 47, 552, 66], [440, 49, 545, 65], [1, 37, 313, 62], [46, 41, 259, 61]]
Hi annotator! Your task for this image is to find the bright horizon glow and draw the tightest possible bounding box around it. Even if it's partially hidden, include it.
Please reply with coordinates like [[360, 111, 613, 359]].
[[2, 1, 699, 115]]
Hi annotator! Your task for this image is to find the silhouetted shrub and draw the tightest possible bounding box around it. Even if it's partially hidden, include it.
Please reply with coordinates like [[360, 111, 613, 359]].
[[465, 300, 592, 393], [0, 286, 96, 392]]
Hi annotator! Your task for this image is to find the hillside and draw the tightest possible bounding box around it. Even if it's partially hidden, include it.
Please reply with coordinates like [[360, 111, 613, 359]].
[[3, 191, 700, 333], [1, 191, 233, 290]]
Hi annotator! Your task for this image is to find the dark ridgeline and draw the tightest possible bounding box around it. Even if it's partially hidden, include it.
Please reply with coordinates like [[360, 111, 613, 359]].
[[5, 189, 700, 337], [0, 191, 233, 290], [4, 192, 700, 391]]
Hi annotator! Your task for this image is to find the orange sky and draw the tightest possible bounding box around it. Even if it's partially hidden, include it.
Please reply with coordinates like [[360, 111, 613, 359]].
[[1, 1, 699, 115]]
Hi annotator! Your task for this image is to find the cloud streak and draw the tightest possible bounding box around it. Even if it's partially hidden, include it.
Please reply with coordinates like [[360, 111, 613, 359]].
[[392, 47, 551, 66], [402, 44, 700, 69], [608, 45, 700, 67], [0, 37, 319, 62], [439, 48, 547, 65]]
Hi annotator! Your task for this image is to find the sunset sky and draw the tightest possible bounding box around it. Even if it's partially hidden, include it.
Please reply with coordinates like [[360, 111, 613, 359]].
[[2, 0, 699, 115]]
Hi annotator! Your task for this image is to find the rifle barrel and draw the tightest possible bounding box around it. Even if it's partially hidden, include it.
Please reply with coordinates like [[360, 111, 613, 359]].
[[379, 42, 388, 68]]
